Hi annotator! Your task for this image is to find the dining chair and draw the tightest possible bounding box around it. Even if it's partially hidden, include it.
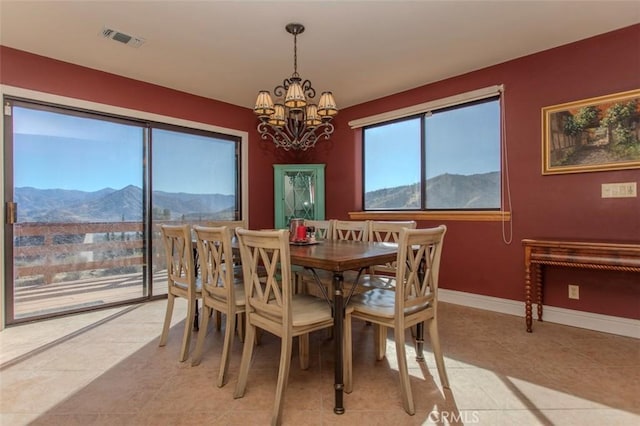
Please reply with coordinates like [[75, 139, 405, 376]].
[[203, 219, 246, 233], [355, 220, 418, 357], [303, 219, 333, 240], [199, 220, 246, 330], [344, 225, 449, 415], [190, 225, 245, 387], [362, 220, 418, 289], [322, 220, 371, 295], [158, 224, 201, 362], [233, 228, 350, 426], [332, 219, 369, 242]]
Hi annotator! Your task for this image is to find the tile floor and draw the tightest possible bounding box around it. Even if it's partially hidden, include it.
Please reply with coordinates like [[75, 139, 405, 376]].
[[0, 300, 638, 425]]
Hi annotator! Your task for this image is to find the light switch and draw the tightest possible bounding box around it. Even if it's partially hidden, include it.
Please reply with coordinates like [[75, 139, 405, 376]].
[[601, 182, 637, 198]]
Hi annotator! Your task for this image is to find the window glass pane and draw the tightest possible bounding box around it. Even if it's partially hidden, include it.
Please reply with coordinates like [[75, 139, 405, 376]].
[[11, 105, 145, 320], [424, 99, 500, 209], [14, 109, 143, 217], [364, 118, 421, 209], [151, 129, 238, 221]]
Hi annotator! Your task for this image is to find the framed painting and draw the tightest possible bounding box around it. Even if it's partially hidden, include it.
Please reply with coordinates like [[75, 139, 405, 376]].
[[542, 89, 640, 174]]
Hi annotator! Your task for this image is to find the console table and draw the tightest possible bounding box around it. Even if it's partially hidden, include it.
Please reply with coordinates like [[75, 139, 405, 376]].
[[522, 239, 640, 332]]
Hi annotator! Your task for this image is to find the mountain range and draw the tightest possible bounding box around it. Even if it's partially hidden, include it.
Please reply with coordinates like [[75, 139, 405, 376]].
[[365, 171, 499, 209], [15, 171, 498, 222], [15, 185, 235, 222]]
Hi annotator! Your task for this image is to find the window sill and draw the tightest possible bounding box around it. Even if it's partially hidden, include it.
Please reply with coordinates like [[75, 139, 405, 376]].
[[348, 210, 511, 222]]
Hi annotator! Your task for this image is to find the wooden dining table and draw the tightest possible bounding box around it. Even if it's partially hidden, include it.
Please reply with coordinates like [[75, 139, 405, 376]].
[[288, 239, 399, 414]]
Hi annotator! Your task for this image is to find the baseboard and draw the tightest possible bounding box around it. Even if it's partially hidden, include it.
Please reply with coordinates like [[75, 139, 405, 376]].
[[438, 289, 640, 339]]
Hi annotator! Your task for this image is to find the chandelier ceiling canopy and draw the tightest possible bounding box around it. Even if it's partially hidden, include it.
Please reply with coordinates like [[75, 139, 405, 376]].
[[254, 23, 338, 151]]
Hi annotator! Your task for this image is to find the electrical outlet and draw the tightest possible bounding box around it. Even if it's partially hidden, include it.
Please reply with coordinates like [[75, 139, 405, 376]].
[[568, 284, 580, 300]]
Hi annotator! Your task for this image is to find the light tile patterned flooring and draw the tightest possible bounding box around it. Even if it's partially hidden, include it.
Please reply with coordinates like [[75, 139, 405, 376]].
[[0, 300, 638, 425]]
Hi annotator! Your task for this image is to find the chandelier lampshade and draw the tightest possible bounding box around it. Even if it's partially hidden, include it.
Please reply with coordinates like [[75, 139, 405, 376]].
[[269, 104, 286, 127], [305, 104, 322, 128], [317, 91, 338, 117], [284, 80, 307, 111], [254, 91, 275, 117], [254, 23, 338, 151]]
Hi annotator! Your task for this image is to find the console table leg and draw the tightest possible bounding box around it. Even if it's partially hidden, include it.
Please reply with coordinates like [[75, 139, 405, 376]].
[[535, 264, 543, 322], [525, 262, 533, 332]]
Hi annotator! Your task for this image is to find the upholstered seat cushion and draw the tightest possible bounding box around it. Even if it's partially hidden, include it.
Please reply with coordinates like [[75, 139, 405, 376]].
[[206, 282, 245, 306], [350, 288, 395, 318], [350, 288, 429, 318], [173, 276, 202, 293], [290, 294, 333, 326]]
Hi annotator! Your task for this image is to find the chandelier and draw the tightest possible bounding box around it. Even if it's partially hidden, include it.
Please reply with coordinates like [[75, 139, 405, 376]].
[[254, 23, 338, 151]]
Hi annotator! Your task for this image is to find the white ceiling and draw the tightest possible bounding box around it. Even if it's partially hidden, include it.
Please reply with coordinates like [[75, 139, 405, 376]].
[[1, 1, 638, 109]]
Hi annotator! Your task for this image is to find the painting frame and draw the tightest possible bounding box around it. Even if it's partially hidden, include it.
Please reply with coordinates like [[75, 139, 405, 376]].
[[542, 89, 640, 175]]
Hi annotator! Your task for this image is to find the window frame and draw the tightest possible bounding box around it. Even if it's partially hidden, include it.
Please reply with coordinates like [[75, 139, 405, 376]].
[[360, 93, 504, 217]]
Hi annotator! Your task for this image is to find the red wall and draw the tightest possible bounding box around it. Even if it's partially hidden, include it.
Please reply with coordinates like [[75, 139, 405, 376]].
[[0, 46, 276, 230], [2, 25, 639, 319], [313, 25, 640, 319]]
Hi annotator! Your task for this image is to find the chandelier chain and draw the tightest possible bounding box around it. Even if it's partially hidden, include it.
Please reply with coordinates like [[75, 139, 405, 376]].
[[293, 32, 298, 76]]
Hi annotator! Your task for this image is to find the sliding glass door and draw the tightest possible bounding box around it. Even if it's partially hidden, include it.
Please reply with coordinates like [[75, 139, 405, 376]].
[[3, 97, 243, 324]]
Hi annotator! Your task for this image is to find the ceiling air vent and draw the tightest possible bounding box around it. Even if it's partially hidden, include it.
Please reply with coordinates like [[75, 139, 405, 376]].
[[101, 27, 145, 48]]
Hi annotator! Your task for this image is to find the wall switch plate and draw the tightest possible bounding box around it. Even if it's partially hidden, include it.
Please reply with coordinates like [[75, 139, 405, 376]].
[[601, 182, 637, 198], [568, 284, 580, 300]]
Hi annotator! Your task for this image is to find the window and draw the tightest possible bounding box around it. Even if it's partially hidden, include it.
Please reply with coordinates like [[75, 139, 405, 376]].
[[363, 96, 501, 210]]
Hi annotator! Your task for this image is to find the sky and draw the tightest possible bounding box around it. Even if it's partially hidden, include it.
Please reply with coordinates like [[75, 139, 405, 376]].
[[12, 106, 236, 195], [13, 100, 499, 196], [364, 99, 500, 192]]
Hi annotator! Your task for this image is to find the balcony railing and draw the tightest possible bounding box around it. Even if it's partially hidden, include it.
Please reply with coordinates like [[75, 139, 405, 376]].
[[14, 222, 147, 285], [10, 220, 226, 320]]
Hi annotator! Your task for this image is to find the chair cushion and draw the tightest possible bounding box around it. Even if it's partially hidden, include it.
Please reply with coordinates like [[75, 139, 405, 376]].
[[350, 288, 395, 319], [204, 282, 245, 307], [172, 277, 202, 294], [291, 294, 333, 326], [350, 288, 431, 319]]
